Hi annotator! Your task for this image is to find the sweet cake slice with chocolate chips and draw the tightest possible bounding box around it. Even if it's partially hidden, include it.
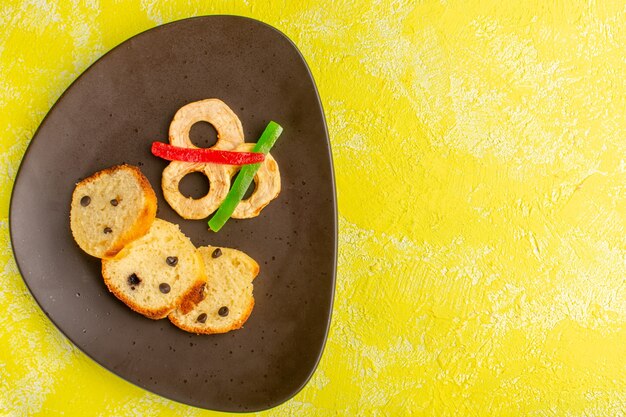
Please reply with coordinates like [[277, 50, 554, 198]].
[[70, 164, 157, 258], [169, 245, 259, 334], [70, 164, 261, 330], [101, 219, 206, 319]]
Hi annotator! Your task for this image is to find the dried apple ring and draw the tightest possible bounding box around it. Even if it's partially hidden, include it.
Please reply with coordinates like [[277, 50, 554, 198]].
[[168, 98, 244, 150], [231, 143, 281, 219], [162, 161, 231, 220]]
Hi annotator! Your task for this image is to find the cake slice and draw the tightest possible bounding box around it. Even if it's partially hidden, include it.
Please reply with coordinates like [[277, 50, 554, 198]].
[[70, 164, 157, 258], [102, 219, 206, 319], [169, 245, 259, 334]]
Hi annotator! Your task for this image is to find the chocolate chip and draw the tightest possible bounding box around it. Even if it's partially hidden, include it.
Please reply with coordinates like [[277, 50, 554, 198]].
[[218, 306, 229, 317], [128, 273, 141, 286], [159, 283, 171, 294], [103, 227, 112, 234], [166, 256, 178, 266], [197, 313, 207, 323], [110, 199, 118, 206], [212, 248, 222, 258], [80, 196, 91, 206]]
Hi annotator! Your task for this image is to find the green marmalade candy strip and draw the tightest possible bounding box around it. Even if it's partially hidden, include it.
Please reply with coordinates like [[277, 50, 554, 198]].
[[208, 121, 283, 232]]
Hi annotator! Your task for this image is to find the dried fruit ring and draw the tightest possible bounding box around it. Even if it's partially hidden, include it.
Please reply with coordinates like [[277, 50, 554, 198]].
[[168, 98, 244, 150], [230, 143, 281, 219], [162, 161, 231, 220]]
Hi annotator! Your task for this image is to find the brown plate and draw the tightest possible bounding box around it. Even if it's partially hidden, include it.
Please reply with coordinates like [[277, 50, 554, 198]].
[[9, 15, 336, 412]]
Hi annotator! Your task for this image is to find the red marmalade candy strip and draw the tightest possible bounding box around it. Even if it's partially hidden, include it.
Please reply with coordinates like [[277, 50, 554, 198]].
[[151, 142, 265, 165]]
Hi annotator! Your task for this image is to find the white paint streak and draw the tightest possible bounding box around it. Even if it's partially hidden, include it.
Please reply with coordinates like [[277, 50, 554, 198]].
[[0, 222, 74, 416], [139, 0, 165, 25]]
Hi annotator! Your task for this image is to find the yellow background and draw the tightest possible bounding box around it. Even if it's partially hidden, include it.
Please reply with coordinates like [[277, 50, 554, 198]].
[[2, 0, 626, 415]]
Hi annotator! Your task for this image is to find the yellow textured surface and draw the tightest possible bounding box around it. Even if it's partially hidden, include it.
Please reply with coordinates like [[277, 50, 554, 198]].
[[2, 0, 626, 415]]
